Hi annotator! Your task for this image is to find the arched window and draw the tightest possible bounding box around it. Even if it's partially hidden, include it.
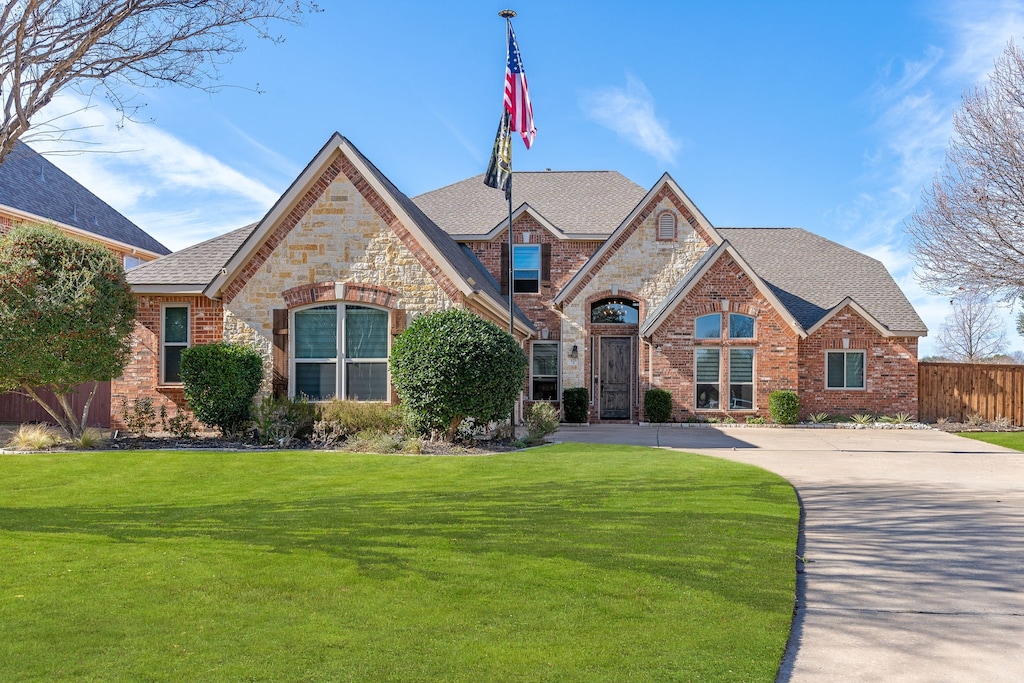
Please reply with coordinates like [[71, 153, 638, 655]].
[[728, 313, 755, 339], [292, 304, 390, 401], [591, 298, 640, 324], [694, 313, 721, 339]]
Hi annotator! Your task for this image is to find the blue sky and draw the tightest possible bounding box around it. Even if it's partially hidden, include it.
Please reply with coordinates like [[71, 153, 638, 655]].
[[27, 0, 1024, 356]]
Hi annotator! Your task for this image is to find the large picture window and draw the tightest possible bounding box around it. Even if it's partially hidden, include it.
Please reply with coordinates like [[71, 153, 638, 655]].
[[531, 341, 559, 400], [293, 304, 389, 401], [826, 351, 865, 389], [161, 305, 189, 384], [513, 245, 541, 293], [695, 348, 720, 409]]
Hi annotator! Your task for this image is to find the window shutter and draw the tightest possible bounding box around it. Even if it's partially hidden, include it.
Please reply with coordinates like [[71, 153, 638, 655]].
[[272, 309, 289, 398], [500, 243, 509, 295], [541, 243, 551, 285], [389, 309, 406, 405], [658, 212, 676, 240]]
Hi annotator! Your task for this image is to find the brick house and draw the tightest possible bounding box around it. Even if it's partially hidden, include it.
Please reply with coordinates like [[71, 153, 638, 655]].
[[115, 132, 926, 427], [0, 141, 170, 427]]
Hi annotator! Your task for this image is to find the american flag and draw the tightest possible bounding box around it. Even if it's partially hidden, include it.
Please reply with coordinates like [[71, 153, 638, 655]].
[[504, 20, 535, 149]]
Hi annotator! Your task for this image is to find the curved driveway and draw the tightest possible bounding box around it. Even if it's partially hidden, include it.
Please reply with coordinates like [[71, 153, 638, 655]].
[[554, 425, 1024, 682]]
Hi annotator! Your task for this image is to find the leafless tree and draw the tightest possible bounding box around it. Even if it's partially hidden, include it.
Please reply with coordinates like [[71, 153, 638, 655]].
[[935, 289, 1008, 362], [0, 1, 319, 164], [908, 38, 1024, 301]]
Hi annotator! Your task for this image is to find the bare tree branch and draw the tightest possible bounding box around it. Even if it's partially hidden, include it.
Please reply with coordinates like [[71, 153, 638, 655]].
[[935, 289, 1008, 361], [0, 0, 320, 164], [909, 38, 1024, 301]]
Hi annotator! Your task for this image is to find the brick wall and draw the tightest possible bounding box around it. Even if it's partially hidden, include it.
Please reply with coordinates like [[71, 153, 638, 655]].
[[111, 295, 224, 429], [797, 306, 919, 419], [646, 253, 799, 421]]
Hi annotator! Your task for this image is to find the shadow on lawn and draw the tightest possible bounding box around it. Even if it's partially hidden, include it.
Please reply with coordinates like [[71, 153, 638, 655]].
[[0, 477, 796, 611]]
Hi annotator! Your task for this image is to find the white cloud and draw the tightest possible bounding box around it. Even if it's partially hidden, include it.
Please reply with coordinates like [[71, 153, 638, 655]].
[[581, 74, 681, 165], [26, 93, 280, 251], [835, 0, 1024, 355]]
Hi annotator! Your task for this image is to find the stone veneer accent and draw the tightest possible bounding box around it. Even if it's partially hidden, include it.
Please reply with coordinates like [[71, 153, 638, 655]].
[[558, 194, 712, 419]]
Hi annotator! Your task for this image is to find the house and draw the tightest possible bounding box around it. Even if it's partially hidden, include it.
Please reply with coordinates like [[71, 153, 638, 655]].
[[0, 141, 171, 427], [115, 132, 926, 428]]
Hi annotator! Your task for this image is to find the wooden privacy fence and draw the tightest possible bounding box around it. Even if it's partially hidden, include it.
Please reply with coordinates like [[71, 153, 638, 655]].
[[918, 362, 1024, 425], [0, 382, 111, 428]]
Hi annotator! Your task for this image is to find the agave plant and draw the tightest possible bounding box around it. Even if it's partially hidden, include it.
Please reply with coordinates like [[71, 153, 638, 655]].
[[808, 412, 830, 424], [851, 413, 875, 424]]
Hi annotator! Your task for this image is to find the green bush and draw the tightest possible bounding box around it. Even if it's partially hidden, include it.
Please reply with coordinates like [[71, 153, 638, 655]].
[[390, 309, 527, 440], [768, 390, 799, 425], [526, 402, 559, 441], [121, 397, 157, 437], [252, 395, 317, 445], [317, 400, 402, 438], [562, 387, 589, 423], [644, 388, 673, 423], [179, 343, 263, 436]]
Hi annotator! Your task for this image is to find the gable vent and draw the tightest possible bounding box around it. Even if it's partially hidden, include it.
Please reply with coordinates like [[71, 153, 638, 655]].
[[657, 212, 676, 240]]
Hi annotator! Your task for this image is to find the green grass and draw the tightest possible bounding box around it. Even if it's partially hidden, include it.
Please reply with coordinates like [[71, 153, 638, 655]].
[[957, 431, 1024, 451], [0, 444, 798, 682]]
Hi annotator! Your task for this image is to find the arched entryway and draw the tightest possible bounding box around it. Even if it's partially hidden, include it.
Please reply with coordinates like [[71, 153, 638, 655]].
[[590, 297, 640, 420]]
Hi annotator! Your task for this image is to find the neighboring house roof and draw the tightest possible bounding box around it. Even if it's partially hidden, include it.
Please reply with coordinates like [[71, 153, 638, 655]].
[[0, 140, 170, 255], [717, 228, 927, 336], [413, 171, 647, 239], [126, 223, 256, 294]]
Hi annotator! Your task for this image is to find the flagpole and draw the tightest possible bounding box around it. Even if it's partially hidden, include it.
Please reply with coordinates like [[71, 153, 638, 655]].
[[500, 9, 516, 339]]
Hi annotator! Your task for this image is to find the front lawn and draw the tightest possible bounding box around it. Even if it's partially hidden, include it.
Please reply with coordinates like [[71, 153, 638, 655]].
[[0, 444, 798, 682], [957, 431, 1024, 451]]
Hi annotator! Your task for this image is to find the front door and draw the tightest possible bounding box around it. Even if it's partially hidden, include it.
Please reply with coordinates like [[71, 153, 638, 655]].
[[599, 337, 631, 419]]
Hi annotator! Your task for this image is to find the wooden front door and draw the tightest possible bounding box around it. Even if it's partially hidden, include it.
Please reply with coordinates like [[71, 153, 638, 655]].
[[599, 337, 631, 420]]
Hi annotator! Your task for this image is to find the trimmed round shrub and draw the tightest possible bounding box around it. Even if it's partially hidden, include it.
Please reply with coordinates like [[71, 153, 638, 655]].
[[179, 342, 263, 436], [562, 387, 589, 423], [389, 309, 527, 440], [644, 388, 673, 423], [769, 390, 800, 425]]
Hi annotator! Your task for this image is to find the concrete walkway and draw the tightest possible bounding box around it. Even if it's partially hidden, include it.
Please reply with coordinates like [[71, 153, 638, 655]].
[[554, 425, 1024, 682]]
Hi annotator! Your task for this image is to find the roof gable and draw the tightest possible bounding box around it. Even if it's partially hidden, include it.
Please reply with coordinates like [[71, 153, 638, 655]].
[[717, 228, 927, 335], [200, 133, 532, 335], [555, 173, 722, 306], [640, 241, 804, 338], [0, 141, 169, 255]]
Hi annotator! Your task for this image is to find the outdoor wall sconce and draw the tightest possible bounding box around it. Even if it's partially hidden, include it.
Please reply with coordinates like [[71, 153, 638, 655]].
[[570, 345, 579, 358]]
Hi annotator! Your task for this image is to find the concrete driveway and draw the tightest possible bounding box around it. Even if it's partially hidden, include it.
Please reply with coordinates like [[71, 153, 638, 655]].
[[554, 425, 1024, 682]]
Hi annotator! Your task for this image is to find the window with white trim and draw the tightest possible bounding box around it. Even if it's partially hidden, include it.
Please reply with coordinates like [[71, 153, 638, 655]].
[[695, 313, 721, 339], [531, 341, 559, 401], [513, 245, 541, 293], [695, 348, 720, 410], [161, 305, 189, 384], [124, 255, 142, 270], [729, 348, 755, 409], [826, 351, 865, 389], [293, 304, 390, 401]]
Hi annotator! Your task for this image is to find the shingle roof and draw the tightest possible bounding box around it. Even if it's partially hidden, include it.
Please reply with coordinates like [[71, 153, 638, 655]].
[[0, 141, 170, 255], [718, 227, 927, 334], [126, 224, 255, 287], [413, 171, 647, 237]]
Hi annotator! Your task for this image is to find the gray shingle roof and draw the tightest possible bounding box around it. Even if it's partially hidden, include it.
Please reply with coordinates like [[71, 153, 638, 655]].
[[0, 141, 170, 254], [126, 224, 255, 287], [413, 171, 647, 237], [718, 228, 927, 334]]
